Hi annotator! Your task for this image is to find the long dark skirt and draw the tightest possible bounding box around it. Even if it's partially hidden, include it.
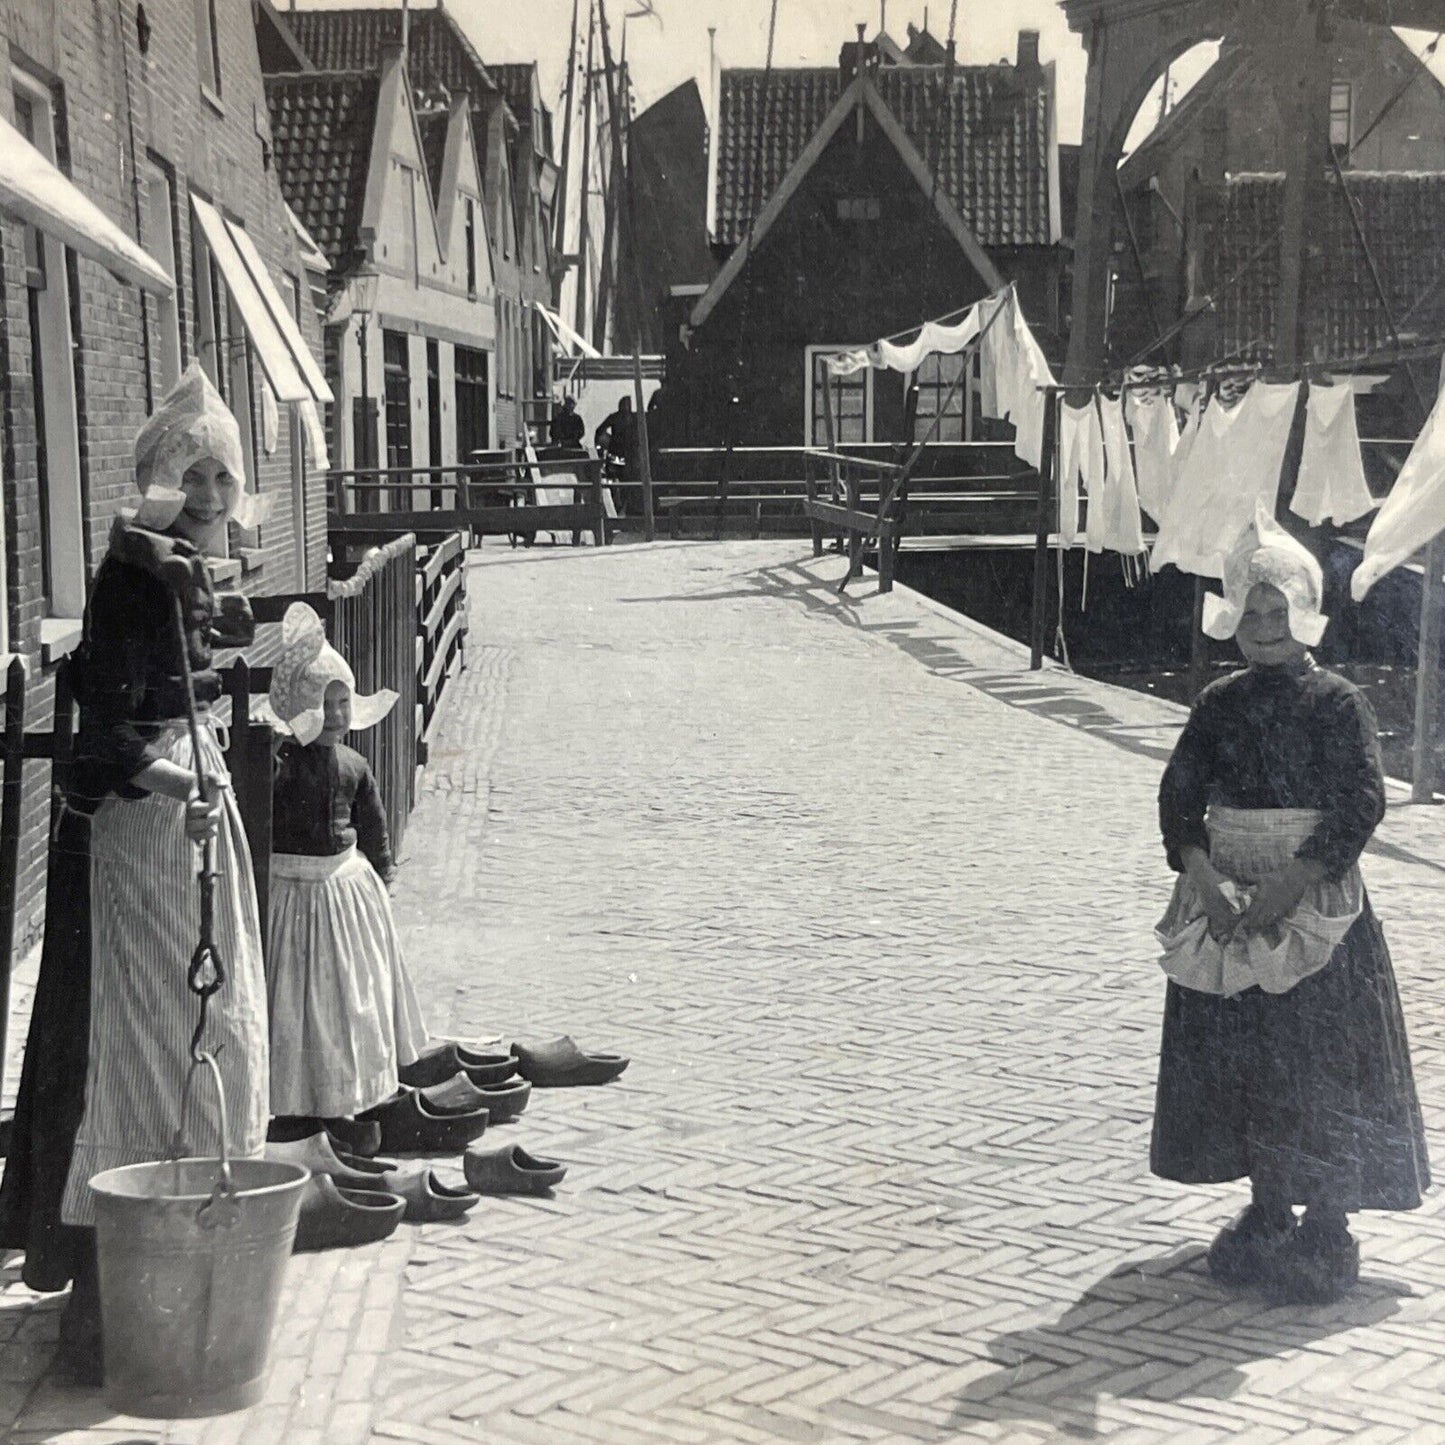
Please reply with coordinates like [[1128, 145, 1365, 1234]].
[[1152, 894, 1430, 1211], [0, 808, 93, 1291]]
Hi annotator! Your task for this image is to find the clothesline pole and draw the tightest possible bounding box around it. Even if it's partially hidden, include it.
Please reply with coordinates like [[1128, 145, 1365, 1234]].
[[1030, 392, 1061, 670], [1412, 536, 1445, 802], [1188, 577, 1209, 701]]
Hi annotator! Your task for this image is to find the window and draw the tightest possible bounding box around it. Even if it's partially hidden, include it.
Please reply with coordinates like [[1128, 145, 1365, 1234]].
[[455, 345, 489, 459], [194, 0, 221, 99], [465, 198, 477, 295], [426, 338, 442, 507], [913, 353, 968, 443], [13, 70, 86, 622], [807, 349, 873, 446], [383, 330, 412, 506], [190, 201, 229, 398], [286, 272, 309, 581], [1329, 81, 1353, 154], [836, 197, 881, 222], [498, 299, 511, 398], [141, 157, 182, 390]]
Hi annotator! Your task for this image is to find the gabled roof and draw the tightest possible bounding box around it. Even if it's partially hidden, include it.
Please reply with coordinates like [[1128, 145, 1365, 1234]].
[[281, 7, 506, 123], [264, 70, 381, 273], [692, 75, 1005, 329], [489, 62, 541, 128], [1218, 170, 1445, 362], [713, 60, 1055, 250]]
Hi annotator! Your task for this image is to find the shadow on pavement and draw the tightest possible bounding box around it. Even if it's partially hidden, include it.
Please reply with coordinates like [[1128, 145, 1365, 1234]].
[[943, 1246, 1411, 1439]]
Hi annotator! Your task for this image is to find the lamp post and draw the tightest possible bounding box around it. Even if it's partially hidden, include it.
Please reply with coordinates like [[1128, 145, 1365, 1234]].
[[352, 266, 381, 509]]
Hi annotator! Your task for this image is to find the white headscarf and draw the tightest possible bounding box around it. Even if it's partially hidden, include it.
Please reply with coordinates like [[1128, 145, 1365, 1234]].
[[257, 603, 398, 746], [130, 363, 269, 532], [1202, 503, 1330, 648]]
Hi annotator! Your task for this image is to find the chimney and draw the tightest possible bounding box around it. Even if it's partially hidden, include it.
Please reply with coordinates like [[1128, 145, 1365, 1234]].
[[1017, 29, 1041, 72], [839, 22, 872, 79]]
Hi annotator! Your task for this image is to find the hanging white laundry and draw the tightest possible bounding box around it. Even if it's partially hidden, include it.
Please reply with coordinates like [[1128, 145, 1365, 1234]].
[[1352, 373, 1445, 600], [1125, 391, 1179, 522], [978, 291, 1013, 420], [1292, 382, 1376, 528], [1091, 395, 1146, 557], [1059, 402, 1103, 546], [1153, 381, 1300, 578], [873, 306, 983, 373]]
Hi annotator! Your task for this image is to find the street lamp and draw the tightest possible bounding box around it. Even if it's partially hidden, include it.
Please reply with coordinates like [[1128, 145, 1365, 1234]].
[[352, 266, 381, 502]]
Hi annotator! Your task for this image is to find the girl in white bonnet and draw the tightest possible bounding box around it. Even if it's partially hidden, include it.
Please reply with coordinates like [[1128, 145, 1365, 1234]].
[[0, 365, 270, 1382], [1152, 507, 1429, 1302], [260, 603, 431, 1131]]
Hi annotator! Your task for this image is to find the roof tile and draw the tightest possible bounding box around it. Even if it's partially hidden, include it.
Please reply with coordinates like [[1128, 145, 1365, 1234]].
[[714, 63, 1053, 249], [1219, 171, 1445, 362]]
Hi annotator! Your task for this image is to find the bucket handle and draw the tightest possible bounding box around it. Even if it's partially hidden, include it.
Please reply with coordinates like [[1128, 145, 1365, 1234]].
[[167, 1050, 241, 1231]]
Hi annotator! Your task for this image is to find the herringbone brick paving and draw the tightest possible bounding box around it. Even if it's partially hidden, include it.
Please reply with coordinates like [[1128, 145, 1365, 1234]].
[[2, 540, 1443, 1442]]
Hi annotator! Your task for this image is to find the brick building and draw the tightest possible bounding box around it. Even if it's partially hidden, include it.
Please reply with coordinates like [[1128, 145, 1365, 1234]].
[[0, 0, 330, 950], [672, 26, 1064, 449]]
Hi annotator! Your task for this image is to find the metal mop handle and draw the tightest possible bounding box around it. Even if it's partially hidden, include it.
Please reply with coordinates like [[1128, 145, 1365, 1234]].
[[171, 592, 225, 1062]]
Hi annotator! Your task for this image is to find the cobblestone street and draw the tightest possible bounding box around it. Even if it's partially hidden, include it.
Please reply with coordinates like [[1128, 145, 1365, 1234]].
[[5, 540, 1445, 1442]]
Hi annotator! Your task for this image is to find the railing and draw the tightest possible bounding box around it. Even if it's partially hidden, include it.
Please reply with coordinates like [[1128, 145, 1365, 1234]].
[[327, 534, 422, 847], [328, 458, 609, 547], [802, 449, 908, 592], [644, 443, 1040, 544]]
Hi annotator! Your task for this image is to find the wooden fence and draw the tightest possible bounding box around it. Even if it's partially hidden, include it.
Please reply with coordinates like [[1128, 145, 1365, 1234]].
[[328, 458, 608, 546]]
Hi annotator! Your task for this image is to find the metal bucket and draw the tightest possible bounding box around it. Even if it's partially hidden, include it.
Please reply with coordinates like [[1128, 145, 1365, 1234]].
[[88, 1057, 308, 1417]]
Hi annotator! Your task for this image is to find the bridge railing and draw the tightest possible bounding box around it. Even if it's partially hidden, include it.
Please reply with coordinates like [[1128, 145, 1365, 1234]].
[[328, 458, 609, 547]]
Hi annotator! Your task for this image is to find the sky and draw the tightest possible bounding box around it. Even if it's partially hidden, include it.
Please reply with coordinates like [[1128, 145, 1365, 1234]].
[[299, 0, 1095, 141], [294, 2, 1445, 153]]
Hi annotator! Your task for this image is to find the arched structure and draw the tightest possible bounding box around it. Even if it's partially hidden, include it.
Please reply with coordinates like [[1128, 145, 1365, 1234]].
[[1062, 0, 1445, 382]]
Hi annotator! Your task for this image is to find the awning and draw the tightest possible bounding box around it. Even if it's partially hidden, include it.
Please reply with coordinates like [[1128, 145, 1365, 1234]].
[[225, 217, 333, 404], [190, 195, 308, 403], [0, 113, 173, 295], [532, 300, 601, 360]]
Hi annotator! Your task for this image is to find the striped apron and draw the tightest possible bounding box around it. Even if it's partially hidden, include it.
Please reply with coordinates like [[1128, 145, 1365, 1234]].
[[60, 717, 269, 1226]]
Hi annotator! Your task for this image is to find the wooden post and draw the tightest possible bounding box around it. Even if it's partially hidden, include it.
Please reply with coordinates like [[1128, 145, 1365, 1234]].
[[1188, 576, 1209, 701], [805, 453, 823, 557], [878, 506, 895, 593], [1029, 392, 1059, 669], [1413, 535, 1444, 802], [0, 658, 26, 1094], [845, 466, 862, 585], [631, 352, 655, 542]]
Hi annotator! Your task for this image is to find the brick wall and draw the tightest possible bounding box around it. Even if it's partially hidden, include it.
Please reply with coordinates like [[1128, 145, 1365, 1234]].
[[0, 0, 331, 953]]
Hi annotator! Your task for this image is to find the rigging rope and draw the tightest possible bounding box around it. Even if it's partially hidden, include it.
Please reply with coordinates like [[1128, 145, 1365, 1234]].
[[712, 0, 781, 538]]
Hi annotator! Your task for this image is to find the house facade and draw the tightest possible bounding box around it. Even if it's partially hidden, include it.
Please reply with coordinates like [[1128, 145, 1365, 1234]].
[[1110, 21, 1445, 365], [672, 28, 1064, 450], [266, 45, 500, 480], [265, 6, 558, 454], [1, 0, 331, 947]]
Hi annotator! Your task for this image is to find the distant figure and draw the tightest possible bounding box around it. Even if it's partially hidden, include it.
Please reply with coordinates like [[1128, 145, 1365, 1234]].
[[550, 395, 585, 451], [595, 397, 638, 512]]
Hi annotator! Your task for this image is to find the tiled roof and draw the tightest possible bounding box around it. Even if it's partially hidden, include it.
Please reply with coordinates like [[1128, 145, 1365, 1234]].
[[713, 62, 1054, 249], [1219, 172, 1445, 363], [264, 71, 380, 273], [488, 63, 536, 124], [282, 8, 501, 116]]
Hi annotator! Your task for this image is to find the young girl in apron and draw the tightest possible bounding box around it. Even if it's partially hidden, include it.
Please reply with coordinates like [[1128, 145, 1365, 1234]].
[[260, 604, 429, 1126], [1153, 509, 1429, 1302]]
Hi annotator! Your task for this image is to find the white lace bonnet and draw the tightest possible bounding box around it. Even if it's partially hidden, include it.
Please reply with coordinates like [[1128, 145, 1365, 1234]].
[[131, 363, 269, 532], [1202, 503, 1329, 647], [260, 603, 399, 745]]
